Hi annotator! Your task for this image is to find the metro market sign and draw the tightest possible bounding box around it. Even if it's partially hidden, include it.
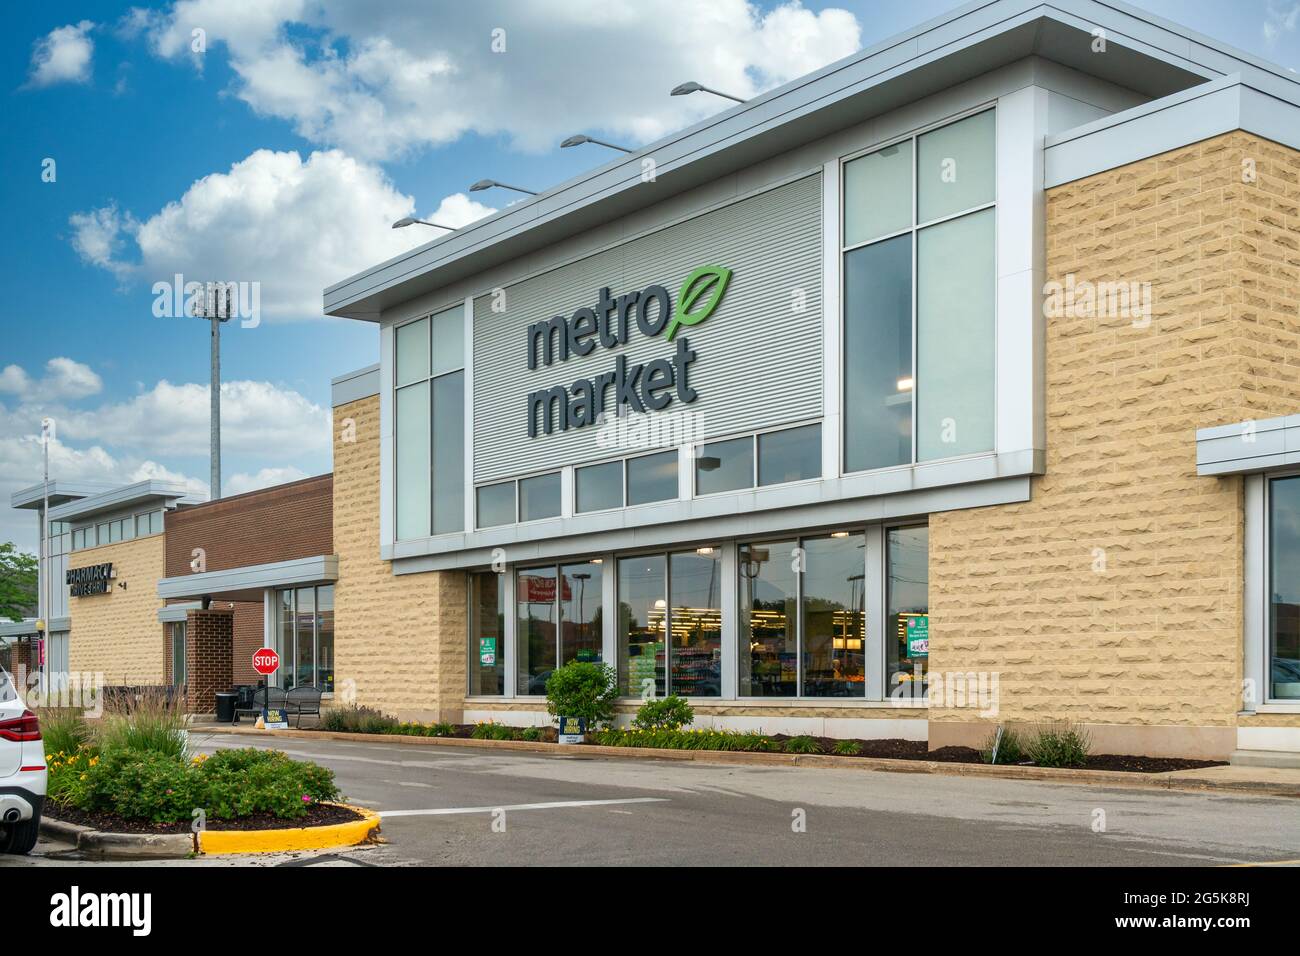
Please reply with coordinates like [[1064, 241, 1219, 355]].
[[525, 265, 731, 437]]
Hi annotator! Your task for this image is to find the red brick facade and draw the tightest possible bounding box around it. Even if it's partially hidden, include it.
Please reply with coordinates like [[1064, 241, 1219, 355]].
[[165, 474, 333, 576], [184, 608, 233, 715], [164, 475, 332, 688]]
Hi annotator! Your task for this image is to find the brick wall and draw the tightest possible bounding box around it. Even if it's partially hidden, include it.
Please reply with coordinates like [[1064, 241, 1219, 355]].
[[928, 132, 1300, 757], [164, 600, 262, 687], [333, 394, 467, 722], [184, 608, 233, 715], [165, 474, 332, 577], [68, 535, 167, 684]]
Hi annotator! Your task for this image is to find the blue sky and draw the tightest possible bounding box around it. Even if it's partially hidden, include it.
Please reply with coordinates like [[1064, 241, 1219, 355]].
[[2, 0, 1298, 553]]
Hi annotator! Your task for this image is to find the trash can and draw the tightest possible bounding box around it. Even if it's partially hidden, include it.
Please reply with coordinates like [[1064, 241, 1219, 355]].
[[214, 691, 237, 724]]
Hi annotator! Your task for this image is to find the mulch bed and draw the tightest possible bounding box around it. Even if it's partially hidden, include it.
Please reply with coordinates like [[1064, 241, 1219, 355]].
[[308, 725, 1227, 774], [47, 801, 364, 835]]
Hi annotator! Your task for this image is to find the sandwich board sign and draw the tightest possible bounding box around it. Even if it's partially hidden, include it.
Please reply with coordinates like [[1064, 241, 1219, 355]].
[[251, 648, 289, 729]]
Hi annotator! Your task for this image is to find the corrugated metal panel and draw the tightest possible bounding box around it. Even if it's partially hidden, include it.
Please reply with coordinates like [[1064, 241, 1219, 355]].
[[474, 174, 823, 483]]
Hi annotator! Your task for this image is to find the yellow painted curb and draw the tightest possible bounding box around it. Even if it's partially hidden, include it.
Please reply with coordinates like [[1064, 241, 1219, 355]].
[[198, 804, 380, 855]]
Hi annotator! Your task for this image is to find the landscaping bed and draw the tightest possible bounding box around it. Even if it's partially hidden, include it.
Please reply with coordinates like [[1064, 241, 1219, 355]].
[[40, 693, 345, 838], [47, 801, 364, 835], [316, 667, 1229, 775], [312, 717, 1227, 774]]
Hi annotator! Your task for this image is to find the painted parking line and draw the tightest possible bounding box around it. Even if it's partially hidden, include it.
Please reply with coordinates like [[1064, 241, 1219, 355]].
[[379, 797, 669, 818]]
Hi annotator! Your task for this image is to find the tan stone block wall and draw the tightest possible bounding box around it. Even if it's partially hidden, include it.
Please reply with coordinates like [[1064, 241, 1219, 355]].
[[332, 394, 467, 722], [68, 535, 167, 684], [929, 132, 1300, 746]]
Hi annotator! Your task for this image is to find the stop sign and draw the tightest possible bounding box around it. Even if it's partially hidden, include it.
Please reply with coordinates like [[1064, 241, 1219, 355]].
[[252, 648, 280, 676]]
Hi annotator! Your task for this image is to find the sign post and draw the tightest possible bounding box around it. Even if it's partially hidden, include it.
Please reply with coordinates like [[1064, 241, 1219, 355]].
[[251, 648, 287, 729]]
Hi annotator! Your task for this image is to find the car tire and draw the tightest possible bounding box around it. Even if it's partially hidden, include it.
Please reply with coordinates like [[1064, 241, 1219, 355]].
[[0, 810, 40, 855]]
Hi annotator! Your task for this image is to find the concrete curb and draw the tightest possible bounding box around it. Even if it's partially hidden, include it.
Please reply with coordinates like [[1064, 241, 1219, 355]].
[[193, 724, 1300, 798], [40, 816, 195, 859], [40, 804, 380, 859]]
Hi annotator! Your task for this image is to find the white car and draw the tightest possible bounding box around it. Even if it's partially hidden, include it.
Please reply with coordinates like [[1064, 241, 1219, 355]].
[[0, 668, 46, 854]]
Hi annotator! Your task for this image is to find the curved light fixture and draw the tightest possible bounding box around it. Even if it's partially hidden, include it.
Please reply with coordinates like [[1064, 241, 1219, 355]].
[[670, 80, 745, 103], [392, 217, 456, 231], [560, 134, 632, 153], [469, 179, 538, 196]]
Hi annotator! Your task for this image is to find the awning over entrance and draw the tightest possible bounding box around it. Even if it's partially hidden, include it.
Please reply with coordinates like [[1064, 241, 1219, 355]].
[[156, 555, 338, 603]]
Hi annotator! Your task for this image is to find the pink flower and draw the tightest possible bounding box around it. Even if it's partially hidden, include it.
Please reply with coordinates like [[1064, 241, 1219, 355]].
[[302, 794, 312, 803]]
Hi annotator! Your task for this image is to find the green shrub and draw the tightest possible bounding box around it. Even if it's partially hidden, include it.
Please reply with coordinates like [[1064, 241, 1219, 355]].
[[1024, 722, 1091, 768], [52, 747, 341, 824], [428, 722, 456, 737], [783, 735, 821, 755], [197, 748, 340, 819], [96, 690, 189, 760], [520, 727, 542, 741], [470, 720, 518, 741], [979, 725, 1027, 765], [321, 705, 398, 735], [632, 695, 695, 731], [832, 739, 862, 756], [544, 662, 618, 729]]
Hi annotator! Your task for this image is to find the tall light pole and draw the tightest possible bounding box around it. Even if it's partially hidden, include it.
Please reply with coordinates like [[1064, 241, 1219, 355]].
[[39, 417, 51, 692], [193, 285, 231, 500]]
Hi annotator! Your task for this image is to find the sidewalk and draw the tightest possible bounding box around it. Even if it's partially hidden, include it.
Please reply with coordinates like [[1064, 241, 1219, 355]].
[[189, 723, 1300, 798]]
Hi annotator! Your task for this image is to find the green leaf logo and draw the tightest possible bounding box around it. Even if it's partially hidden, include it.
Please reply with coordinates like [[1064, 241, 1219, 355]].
[[666, 265, 731, 340]]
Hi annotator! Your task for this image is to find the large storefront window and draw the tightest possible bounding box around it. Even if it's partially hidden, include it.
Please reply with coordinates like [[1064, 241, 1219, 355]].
[[1268, 477, 1300, 700], [618, 554, 665, 696], [616, 549, 721, 698], [739, 540, 799, 696], [801, 535, 866, 696], [516, 560, 604, 695], [475, 527, 927, 702], [843, 109, 995, 473], [395, 304, 465, 539], [468, 571, 506, 695], [740, 534, 866, 697], [668, 549, 722, 696], [886, 526, 929, 698], [274, 585, 335, 691]]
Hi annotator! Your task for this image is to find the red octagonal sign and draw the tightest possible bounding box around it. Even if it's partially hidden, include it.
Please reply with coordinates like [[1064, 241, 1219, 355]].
[[252, 648, 280, 676]]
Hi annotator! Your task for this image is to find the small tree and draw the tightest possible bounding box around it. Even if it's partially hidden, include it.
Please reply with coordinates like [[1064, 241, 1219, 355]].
[[0, 542, 38, 622], [545, 662, 618, 729]]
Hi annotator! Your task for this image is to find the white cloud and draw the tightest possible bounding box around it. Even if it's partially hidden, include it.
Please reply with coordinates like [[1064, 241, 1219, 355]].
[[0, 371, 331, 552], [54, 379, 330, 459], [428, 193, 496, 229], [69, 149, 441, 319], [1264, 3, 1300, 44], [0, 358, 102, 402], [26, 21, 96, 88], [68, 203, 138, 279], [139, 0, 861, 159], [226, 465, 309, 496]]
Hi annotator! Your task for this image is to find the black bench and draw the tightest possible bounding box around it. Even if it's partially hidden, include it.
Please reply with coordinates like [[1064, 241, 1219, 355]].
[[232, 686, 287, 724], [285, 685, 323, 728]]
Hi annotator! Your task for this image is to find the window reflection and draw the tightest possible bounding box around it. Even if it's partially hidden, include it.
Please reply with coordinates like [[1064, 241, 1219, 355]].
[[886, 526, 929, 699], [739, 541, 798, 696], [560, 560, 603, 665], [517, 567, 558, 695], [669, 549, 721, 697], [801, 534, 866, 696], [1269, 478, 1300, 700], [618, 555, 665, 697]]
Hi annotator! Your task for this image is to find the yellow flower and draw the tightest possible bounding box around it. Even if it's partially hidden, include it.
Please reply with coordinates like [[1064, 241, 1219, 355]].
[[80, 774, 87, 781]]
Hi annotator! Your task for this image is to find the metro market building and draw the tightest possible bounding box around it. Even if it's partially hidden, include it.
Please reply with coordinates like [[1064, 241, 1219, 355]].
[[20, 0, 1289, 760]]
